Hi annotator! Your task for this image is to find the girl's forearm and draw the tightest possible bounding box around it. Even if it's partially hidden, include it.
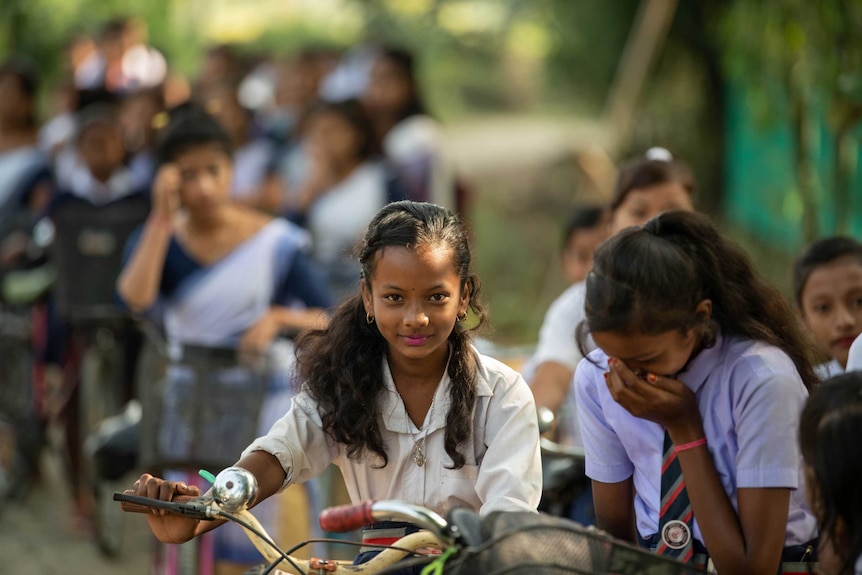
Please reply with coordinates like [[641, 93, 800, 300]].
[[271, 306, 329, 333], [116, 216, 172, 311], [672, 435, 786, 575]]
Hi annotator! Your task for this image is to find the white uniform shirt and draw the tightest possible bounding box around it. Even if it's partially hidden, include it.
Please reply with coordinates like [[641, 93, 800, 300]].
[[243, 351, 542, 517], [575, 331, 818, 546], [533, 281, 588, 370], [846, 334, 862, 372], [814, 358, 843, 381], [529, 281, 593, 447]]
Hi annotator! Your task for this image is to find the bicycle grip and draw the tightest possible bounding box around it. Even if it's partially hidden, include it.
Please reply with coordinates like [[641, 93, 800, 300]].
[[115, 491, 196, 514], [319, 500, 376, 532]]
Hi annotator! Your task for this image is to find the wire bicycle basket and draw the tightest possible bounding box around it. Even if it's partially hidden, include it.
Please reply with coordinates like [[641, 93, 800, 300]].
[[139, 343, 274, 473], [445, 510, 705, 575]]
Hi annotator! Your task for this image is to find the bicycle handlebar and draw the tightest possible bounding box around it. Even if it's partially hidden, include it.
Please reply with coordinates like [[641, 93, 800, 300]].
[[115, 488, 446, 575], [320, 500, 455, 545], [113, 492, 216, 520]]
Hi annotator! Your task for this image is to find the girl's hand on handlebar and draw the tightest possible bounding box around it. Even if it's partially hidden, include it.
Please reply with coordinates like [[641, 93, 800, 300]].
[[131, 473, 203, 544]]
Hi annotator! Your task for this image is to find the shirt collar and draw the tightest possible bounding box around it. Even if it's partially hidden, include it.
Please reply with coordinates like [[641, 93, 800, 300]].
[[380, 354, 452, 435], [676, 329, 724, 394]]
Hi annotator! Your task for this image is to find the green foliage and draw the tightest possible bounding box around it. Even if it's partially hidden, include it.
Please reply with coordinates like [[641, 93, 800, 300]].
[[540, 0, 638, 114]]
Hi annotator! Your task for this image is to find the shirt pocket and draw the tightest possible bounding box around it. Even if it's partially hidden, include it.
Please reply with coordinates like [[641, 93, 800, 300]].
[[440, 463, 480, 481]]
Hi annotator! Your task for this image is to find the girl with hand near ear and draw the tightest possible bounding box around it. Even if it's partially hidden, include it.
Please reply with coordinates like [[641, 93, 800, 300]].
[[575, 210, 819, 575]]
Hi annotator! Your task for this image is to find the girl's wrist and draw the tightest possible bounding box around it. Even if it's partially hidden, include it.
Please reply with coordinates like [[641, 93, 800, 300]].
[[147, 213, 172, 231], [667, 419, 705, 445], [674, 437, 707, 454]]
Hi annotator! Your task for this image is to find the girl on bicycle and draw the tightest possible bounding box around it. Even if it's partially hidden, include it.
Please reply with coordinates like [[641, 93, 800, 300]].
[[575, 210, 818, 574], [800, 372, 862, 575], [129, 200, 542, 572]]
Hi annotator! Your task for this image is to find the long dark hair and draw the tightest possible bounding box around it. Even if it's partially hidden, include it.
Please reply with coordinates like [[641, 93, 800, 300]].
[[800, 373, 862, 574], [579, 210, 818, 389], [294, 201, 486, 468]]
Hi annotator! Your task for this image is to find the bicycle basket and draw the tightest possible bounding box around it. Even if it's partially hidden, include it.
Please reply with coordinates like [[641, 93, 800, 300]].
[[50, 194, 150, 323], [139, 345, 270, 473], [446, 511, 705, 575]]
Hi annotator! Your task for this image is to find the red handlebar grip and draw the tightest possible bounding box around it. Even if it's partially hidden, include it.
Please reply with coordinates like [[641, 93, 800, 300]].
[[319, 500, 376, 532]]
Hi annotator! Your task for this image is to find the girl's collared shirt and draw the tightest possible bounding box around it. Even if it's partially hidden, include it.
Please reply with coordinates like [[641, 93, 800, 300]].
[[243, 351, 542, 517], [574, 331, 818, 546]]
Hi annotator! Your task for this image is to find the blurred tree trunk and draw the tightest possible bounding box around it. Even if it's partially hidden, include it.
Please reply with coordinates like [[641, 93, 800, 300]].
[[603, 0, 679, 155], [833, 108, 862, 234], [791, 93, 819, 243]]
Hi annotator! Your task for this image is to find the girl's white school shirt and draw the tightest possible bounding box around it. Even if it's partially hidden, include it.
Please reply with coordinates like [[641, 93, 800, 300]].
[[242, 351, 542, 517], [575, 331, 818, 547]]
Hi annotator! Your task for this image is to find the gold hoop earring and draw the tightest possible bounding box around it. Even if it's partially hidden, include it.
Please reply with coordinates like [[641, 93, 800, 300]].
[[367, 313, 375, 325], [457, 312, 467, 322]]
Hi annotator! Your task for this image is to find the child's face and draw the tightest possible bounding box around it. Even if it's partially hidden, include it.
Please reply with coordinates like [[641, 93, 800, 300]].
[[611, 182, 693, 233], [304, 111, 363, 165], [0, 73, 30, 124], [361, 245, 469, 371], [592, 327, 701, 378], [173, 144, 233, 216], [799, 256, 862, 368], [77, 122, 125, 183], [363, 57, 413, 115], [561, 225, 609, 284]]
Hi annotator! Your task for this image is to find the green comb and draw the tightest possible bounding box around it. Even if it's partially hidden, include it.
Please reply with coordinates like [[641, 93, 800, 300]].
[[198, 469, 216, 484]]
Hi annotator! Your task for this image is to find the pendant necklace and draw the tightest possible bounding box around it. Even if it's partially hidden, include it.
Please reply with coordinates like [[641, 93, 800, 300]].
[[412, 395, 436, 467]]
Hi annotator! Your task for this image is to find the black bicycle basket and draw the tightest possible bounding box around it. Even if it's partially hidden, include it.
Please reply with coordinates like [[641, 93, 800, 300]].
[[50, 193, 150, 324], [445, 511, 705, 575], [139, 344, 270, 473]]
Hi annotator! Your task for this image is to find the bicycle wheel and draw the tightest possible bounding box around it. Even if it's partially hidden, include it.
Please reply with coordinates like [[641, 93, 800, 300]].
[[79, 329, 127, 556], [0, 319, 41, 507]]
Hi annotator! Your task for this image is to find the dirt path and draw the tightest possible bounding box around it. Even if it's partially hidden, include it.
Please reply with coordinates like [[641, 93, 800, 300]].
[[0, 429, 150, 575]]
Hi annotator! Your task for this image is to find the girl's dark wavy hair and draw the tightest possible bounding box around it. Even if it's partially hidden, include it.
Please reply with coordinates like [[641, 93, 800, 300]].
[[799, 373, 862, 574], [577, 210, 818, 390], [294, 200, 487, 468]]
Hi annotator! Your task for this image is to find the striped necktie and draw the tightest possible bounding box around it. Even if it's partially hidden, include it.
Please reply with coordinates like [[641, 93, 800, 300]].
[[657, 430, 695, 562]]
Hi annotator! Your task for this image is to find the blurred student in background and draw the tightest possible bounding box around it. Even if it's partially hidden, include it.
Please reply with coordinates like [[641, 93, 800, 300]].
[[794, 236, 862, 380], [363, 47, 457, 211]]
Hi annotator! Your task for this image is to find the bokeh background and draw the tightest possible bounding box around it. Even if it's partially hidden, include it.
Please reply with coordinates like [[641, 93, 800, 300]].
[[3, 0, 861, 342]]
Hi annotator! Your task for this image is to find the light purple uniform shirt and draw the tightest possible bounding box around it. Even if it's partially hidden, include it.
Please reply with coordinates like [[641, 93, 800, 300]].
[[575, 331, 818, 546]]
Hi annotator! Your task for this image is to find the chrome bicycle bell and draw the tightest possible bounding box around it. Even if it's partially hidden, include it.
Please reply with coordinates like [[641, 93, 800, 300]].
[[212, 467, 258, 513]]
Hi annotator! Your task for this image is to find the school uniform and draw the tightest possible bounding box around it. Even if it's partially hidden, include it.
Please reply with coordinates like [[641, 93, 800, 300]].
[[575, 331, 818, 553], [848, 334, 862, 372], [243, 350, 542, 517], [815, 358, 843, 381], [528, 280, 591, 448]]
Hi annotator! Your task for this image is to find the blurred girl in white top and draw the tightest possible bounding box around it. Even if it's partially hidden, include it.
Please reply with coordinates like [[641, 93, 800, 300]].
[[129, 201, 541, 570], [363, 47, 456, 211]]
